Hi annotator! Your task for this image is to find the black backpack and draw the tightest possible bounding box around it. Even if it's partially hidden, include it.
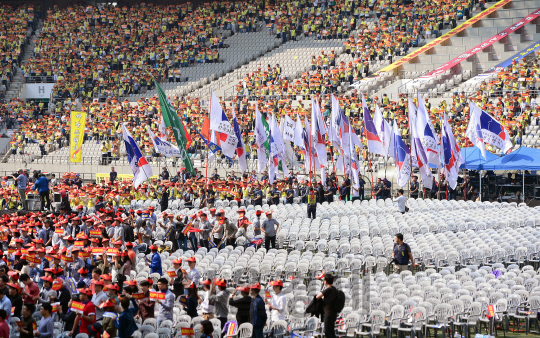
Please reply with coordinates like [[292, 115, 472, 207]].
[[334, 289, 346, 313]]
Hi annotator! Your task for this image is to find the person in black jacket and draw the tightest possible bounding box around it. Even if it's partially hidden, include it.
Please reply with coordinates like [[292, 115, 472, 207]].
[[316, 274, 339, 338], [160, 187, 169, 211], [183, 283, 199, 318], [170, 258, 184, 298], [228, 286, 251, 325], [56, 282, 72, 314], [123, 216, 135, 243], [7, 283, 22, 318], [57, 294, 80, 333]]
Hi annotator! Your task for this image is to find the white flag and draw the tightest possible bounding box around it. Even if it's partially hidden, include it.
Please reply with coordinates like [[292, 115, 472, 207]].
[[283, 115, 295, 142], [122, 124, 153, 189], [159, 115, 168, 140], [254, 105, 269, 172], [294, 114, 304, 148], [147, 127, 181, 158], [209, 91, 237, 158]]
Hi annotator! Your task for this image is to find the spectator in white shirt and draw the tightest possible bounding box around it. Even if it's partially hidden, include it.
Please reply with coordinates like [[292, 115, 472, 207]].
[[393, 189, 408, 214], [197, 279, 215, 320], [266, 280, 286, 322]]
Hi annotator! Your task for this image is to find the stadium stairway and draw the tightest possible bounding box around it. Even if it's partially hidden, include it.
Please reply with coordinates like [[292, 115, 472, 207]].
[[126, 26, 283, 102], [4, 20, 42, 103], [386, 0, 540, 98]]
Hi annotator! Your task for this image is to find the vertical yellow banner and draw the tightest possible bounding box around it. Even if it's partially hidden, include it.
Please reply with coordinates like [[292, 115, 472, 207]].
[[70, 111, 87, 162]]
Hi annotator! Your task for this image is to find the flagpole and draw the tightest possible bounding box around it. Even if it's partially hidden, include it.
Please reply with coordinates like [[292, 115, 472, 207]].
[[329, 143, 341, 201], [206, 93, 213, 208], [407, 109, 413, 199], [368, 148, 375, 197], [158, 153, 161, 178], [464, 101, 468, 202], [438, 169, 441, 200]]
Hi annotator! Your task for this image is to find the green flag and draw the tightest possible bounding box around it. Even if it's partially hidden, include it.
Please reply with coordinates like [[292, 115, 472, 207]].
[[261, 113, 270, 158], [154, 79, 195, 175]]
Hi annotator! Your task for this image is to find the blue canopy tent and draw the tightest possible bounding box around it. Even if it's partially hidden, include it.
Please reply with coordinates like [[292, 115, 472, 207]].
[[428, 146, 499, 170], [481, 146, 540, 170], [459, 147, 500, 170], [480, 147, 540, 200]]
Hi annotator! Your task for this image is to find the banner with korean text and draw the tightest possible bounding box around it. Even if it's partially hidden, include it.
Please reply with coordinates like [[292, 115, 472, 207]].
[[70, 111, 87, 163], [422, 8, 540, 77], [375, 0, 513, 74]]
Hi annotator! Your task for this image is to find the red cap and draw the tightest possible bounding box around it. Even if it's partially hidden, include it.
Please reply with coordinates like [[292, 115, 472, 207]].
[[78, 288, 92, 296], [186, 256, 196, 263], [237, 285, 251, 292], [269, 280, 283, 287]]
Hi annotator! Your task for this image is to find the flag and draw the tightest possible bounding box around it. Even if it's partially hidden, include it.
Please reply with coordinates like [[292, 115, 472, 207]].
[[269, 114, 289, 183], [231, 105, 247, 173], [311, 97, 328, 136], [408, 98, 433, 190], [147, 127, 181, 157], [70, 111, 86, 163], [416, 93, 441, 168], [466, 101, 512, 159], [255, 105, 270, 172], [282, 115, 295, 142], [311, 97, 327, 168], [373, 105, 391, 156], [198, 131, 234, 167], [441, 113, 463, 189], [122, 123, 153, 188], [348, 125, 360, 189], [303, 116, 317, 171], [362, 95, 386, 156], [294, 114, 304, 148], [280, 118, 296, 168], [159, 115, 167, 140], [330, 94, 343, 148], [209, 91, 238, 158], [392, 121, 412, 188], [154, 79, 194, 175]]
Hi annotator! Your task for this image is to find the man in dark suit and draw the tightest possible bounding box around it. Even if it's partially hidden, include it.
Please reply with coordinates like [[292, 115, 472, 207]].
[[110, 167, 117, 183], [170, 258, 184, 298]]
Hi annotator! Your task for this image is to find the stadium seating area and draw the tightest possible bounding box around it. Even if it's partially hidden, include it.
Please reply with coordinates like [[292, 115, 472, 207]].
[[113, 197, 540, 333], [5, 1, 540, 337], [0, 5, 38, 100]]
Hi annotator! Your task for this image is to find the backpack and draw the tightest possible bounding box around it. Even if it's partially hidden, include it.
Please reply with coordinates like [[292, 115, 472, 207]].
[[334, 289, 346, 313]]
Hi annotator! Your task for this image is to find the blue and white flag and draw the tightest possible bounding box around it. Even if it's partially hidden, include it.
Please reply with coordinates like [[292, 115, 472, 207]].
[[416, 93, 440, 168], [441, 113, 463, 189], [466, 101, 512, 159], [408, 98, 433, 189], [209, 91, 238, 158], [198, 131, 234, 167], [147, 127, 181, 158], [122, 123, 153, 188], [392, 121, 412, 188], [231, 105, 247, 173]]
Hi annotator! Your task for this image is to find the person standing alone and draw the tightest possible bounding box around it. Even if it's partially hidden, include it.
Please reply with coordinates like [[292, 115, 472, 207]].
[[316, 274, 339, 338], [392, 233, 415, 273]]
